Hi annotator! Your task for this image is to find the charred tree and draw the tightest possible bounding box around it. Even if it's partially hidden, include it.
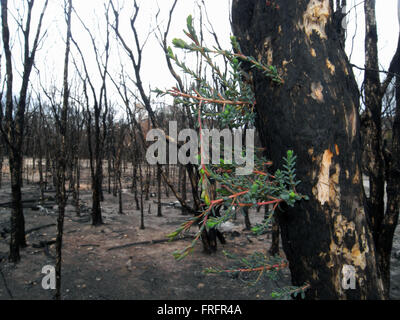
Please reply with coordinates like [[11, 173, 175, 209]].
[[115, 123, 125, 215], [376, 27, 400, 297], [232, 0, 384, 299], [361, 0, 385, 245], [269, 217, 280, 256], [157, 164, 162, 217], [1, 0, 49, 262], [71, 5, 112, 226], [54, 0, 72, 300]]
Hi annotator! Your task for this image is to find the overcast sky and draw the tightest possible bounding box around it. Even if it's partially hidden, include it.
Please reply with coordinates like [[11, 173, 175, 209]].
[[2, 0, 399, 104], [346, 0, 399, 83], [30, 0, 233, 100]]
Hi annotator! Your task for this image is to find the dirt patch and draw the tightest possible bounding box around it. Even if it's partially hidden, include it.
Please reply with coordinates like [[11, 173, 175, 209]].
[[0, 186, 290, 300], [0, 162, 399, 300]]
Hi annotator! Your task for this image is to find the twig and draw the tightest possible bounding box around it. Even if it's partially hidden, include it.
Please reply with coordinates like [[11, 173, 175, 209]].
[[169, 88, 251, 106], [107, 235, 195, 252], [220, 262, 289, 273], [32, 240, 56, 248], [1, 224, 56, 240], [26, 224, 56, 235]]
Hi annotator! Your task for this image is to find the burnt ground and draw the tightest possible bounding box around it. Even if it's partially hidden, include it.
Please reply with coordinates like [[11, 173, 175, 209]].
[[0, 166, 399, 300], [0, 184, 292, 300]]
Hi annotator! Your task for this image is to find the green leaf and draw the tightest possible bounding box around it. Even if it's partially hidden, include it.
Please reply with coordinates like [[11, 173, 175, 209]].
[[172, 38, 190, 50], [187, 15, 193, 29], [271, 292, 280, 299], [206, 219, 219, 229], [250, 183, 258, 194]]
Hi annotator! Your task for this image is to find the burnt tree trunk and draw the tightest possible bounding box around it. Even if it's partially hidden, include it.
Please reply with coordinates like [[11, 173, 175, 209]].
[[91, 106, 104, 226], [378, 76, 400, 298], [1, 0, 48, 262], [269, 217, 280, 256], [232, 0, 384, 299], [107, 157, 112, 194], [130, 134, 140, 211], [9, 153, 26, 261], [37, 101, 45, 204], [132, 161, 140, 210], [377, 35, 400, 297], [139, 161, 145, 230], [243, 207, 252, 230], [157, 164, 162, 217], [115, 127, 124, 215], [74, 155, 81, 216], [55, 0, 72, 300], [145, 164, 150, 201], [361, 0, 385, 245], [0, 148, 3, 189], [164, 165, 170, 198], [181, 165, 188, 215]]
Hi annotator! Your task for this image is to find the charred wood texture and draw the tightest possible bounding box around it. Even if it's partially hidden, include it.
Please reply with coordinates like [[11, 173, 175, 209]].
[[361, 0, 385, 245], [232, 0, 384, 299]]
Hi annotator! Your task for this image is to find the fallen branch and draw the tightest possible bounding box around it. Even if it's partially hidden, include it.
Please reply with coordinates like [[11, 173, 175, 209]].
[[0, 198, 38, 208], [32, 240, 56, 249], [26, 224, 56, 235], [153, 201, 182, 207], [107, 235, 195, 252], [71, 216, 91, 223], [1, 224, 56, 240]]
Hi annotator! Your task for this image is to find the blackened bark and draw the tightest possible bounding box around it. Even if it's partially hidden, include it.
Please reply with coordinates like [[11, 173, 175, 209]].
[[243, 207, 252, 230], [2, 0, 20, 262], [378, 75, 400, 298], [92, 173, 103, 225], [115, 128, 124, 215], [178, 165, 182, 193], [139, 162, 145, 230], [75, 156, 81, 216], [201, 227, 219, 254], [181, 165, 188, 215], [92, 106, 104, 225], [55, 0, 72, 300], [269, 217, 280, 256], [165, 165, 170, 198], [361, 0, 385, 245], [145, 164, 150, 201], [9, 153, 26, 261], [0, 149, 3, 189], [1, 0, 49, 261], [116, 163, 122, 215], [37, 109, 45, 204], [107, 157, 112, 194], [361, 0, 400, 298], [157, 164, 162, 217], [133, 163, 140, 210], [232, 0, 384, 299]]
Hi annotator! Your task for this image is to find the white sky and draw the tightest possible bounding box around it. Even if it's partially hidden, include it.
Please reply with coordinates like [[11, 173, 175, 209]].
[[1, 0, 399, 105], [22, 0, 233, 104], [346, 0, 399, 83]]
